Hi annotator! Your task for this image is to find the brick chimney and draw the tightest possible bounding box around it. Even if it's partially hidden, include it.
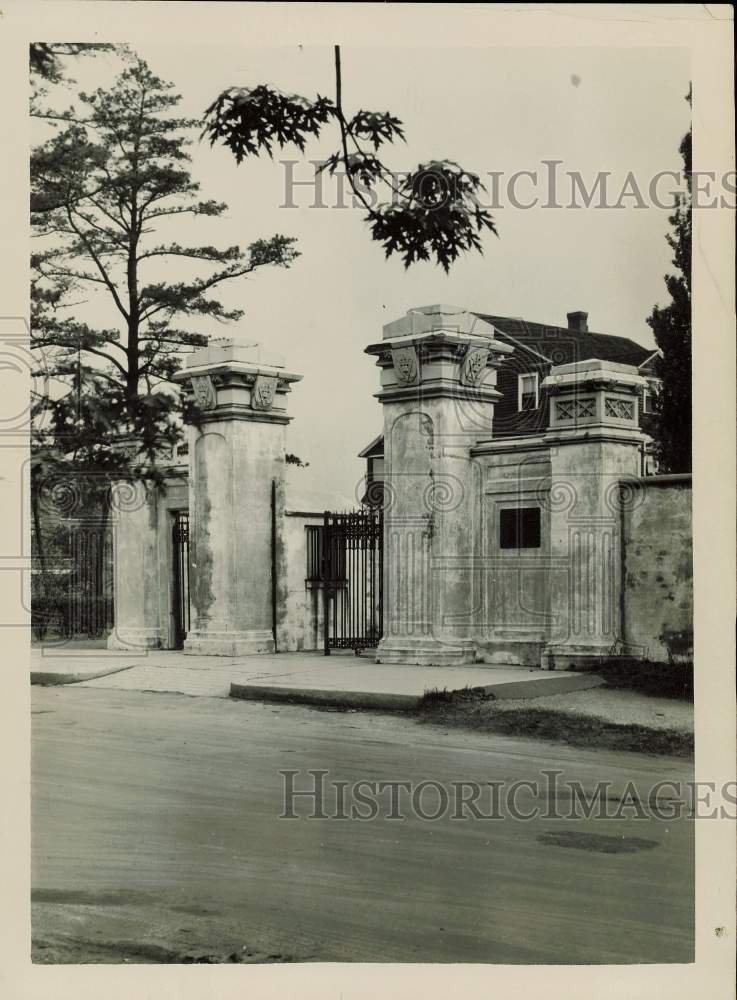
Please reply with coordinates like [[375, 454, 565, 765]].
[[567, 310, 588, 332]]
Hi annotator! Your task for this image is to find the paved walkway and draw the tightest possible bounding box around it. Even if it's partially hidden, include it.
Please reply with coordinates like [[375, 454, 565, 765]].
[[31, 646, 603, 708]]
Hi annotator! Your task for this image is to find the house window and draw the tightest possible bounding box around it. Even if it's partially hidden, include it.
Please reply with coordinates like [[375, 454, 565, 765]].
[[518, 372, 539, 411], [499, 507, 541, 549], [368, 456, 385, 482], [642, 378, 661, 415]]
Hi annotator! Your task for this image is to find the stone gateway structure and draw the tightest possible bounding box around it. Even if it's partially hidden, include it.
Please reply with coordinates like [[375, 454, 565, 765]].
[[172, 340, 302, 656], [108, 305, 693, 670]]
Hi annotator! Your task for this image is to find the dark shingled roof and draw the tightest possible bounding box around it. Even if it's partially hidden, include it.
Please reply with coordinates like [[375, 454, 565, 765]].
[[357, 312, 658, 457], [473, 313, 655, 368]]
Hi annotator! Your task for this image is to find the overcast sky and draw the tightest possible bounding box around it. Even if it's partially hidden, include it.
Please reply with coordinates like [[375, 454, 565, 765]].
[[38, 43, 691, 503]]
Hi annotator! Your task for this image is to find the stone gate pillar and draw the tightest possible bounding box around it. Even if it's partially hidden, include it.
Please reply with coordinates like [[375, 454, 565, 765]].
[[173, 338, 302, 656], [540, 359, 647, 669], [365, 305, 513, 665], [107, 480, 165, 650]]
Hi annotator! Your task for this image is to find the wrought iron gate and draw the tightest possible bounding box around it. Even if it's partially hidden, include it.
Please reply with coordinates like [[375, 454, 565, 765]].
[[172, 511, 191, 649], [322, 508, 383, 654]]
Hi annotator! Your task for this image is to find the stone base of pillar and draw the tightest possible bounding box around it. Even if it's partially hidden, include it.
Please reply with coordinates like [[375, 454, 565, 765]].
[[107, 627, 163, 651], [183, 629, 275, 657], [475, 638, 546, 668], [375, 636, 477, 666], [542, 642, 639, 672]]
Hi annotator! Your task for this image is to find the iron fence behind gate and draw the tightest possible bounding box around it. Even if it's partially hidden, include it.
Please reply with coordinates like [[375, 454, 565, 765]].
[[322, 508, 383, 654], [31, 523, 114, 640], [67, 525, 114, 637], [172, 511, 191, 649]]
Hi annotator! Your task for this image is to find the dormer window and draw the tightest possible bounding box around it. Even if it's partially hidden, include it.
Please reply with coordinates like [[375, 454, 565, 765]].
[[518, 372, 539, 411]]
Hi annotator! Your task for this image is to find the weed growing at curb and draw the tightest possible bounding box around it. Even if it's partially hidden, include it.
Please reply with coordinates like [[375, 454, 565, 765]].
[[414, 689, 694, 758]]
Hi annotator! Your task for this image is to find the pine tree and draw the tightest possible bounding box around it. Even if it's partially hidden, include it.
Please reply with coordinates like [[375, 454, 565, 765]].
[[30, 42, 115, 84], [647, 89, 692, 473], [30, 50, 298, 635], [31, 52, 298, 472]]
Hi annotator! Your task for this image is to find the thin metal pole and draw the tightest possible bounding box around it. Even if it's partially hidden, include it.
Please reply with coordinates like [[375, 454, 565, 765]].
[[323, 511, 330, 655], [172, 517, 180, 649], [271, 480, 278, 652], [378, 508, 384, 638], [185, 513, 191, 635]]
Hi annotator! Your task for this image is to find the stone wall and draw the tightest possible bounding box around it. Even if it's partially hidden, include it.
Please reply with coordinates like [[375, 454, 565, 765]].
[[473, 438, 553, 666], [277, 511, 324, 652], [156, 472, 189, 650], [107, 467, 188, 650], [621, 474, 693, 663]]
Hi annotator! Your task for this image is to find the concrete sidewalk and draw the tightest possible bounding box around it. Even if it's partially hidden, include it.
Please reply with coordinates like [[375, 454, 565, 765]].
[[31, 643, 145, 684], [31, 646, 603, 708]]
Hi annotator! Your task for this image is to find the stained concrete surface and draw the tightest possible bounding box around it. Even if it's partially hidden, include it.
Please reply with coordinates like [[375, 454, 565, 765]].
[[32, 647, 602, 706], [32, 686, 694, 964]]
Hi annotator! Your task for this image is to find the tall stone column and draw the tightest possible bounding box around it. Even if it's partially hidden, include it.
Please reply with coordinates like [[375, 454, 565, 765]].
[[540, 359, 647, 669], [107, 480, 165, 650], [173, 338, 302, 656], [365, 305, 513, 665]]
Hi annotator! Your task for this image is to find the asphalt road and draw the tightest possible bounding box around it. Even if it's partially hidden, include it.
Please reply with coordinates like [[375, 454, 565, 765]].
[[31, 686, 694, 964]]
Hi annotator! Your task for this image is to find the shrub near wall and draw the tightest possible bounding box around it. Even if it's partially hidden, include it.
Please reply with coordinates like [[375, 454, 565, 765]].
[[622, 475, 693, 664]]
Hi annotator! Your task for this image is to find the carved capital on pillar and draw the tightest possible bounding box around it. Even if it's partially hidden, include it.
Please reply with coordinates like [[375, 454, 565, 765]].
[[366, 304, 513, 408], [390, 345, 420, 386], [542, 358, 648, 443], [252, 374, 278, 411], [191, 374, 217, 411], [173, 337, 302, 425], [460, 344, 490, 387]]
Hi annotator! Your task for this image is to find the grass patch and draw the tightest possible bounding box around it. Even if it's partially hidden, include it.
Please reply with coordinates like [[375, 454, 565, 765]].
[[580, 659, 693, 700], [415, 695, 693, 758]]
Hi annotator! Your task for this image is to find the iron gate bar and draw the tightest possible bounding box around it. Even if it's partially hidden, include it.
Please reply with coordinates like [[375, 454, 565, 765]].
[[271, 480, 278, 651], [322, 508, 383, 655], [172, 511, 191, 649], [306, 525, 322, 581]]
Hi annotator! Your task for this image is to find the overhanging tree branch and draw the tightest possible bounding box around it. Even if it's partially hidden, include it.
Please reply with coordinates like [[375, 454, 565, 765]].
[[203, 45, 497, 272]]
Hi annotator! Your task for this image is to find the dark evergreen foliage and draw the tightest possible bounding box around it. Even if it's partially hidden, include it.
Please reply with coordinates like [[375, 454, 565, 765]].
[[646, 89, 692, 473]]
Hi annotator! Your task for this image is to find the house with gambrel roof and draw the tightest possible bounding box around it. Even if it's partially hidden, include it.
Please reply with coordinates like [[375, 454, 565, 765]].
[[359, 308, 661, 503]]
